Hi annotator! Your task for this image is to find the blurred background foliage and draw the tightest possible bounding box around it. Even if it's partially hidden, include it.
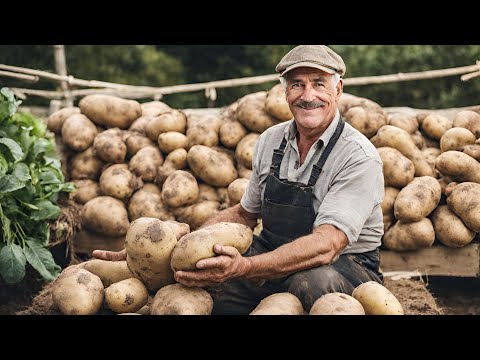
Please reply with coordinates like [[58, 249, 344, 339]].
[[0, 45, 479, 109]]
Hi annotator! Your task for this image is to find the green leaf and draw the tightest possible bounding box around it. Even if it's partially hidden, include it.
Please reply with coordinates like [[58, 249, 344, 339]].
[[0, 137, 24, 162], [24, 239, 61, 282], [12, 163, 31, 182], [0, 154, 8, 177], [31, 138, 53, 161], [39, 169, 62, 185], [0, 174, 25, 193], [0, 243, 26, 284], [0, 88, 21, 121], [30, 200, 60, 221]]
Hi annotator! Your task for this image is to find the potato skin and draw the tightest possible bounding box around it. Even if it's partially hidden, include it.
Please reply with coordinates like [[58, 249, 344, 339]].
[[70, 147, 104, 181], [99, 164, 143, 202], [453, 110, 480, 138], [80, 259, 134, 287], [431, 205, 476, 248], [435, 151, 480, 183], [235, 133, 260, 170], [309, 293, 365, 315], [447, 182, 480, 232], [250, 293, 304, 315], [377, 147, 415, 188], [227, 178, 249, 205], [105, 278, 149, 313], [47, 107, 80, 134], [82, 196, 130, 236], [236, 92, 280, 133], [171, 222, 253, 271], [150, 283, 213, 315], [52, 267, 104, 315], [125, 218, 178, 291], [440, 127, 476, 153], [161, 170, 199, 208], [265, 84, 293, 122], [62, 114, 98, 152], [79, 94, 142, 129], [383, 218, 435, 251], [394, 176, 441, 222], [352, 281, 404, 315]]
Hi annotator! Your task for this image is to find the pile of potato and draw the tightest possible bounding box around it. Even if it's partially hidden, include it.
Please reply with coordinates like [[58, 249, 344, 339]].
[[49, 86, 480, 254]]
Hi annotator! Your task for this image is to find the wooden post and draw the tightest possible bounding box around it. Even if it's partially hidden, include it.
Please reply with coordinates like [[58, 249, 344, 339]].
[[53, 45, 74, 107]]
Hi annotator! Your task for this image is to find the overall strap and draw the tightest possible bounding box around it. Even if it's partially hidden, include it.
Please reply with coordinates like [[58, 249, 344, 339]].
[[307, 117, 345, 187], [270, 137, 288, 177]]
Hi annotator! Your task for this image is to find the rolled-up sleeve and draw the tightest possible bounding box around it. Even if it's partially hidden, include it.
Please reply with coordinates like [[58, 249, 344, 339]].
[[240, 135, 265, 214], [313, 157, 384, 244]]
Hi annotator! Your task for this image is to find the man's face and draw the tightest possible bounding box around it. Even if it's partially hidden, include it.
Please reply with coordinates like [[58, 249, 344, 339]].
[[284, 67, 343, 131]]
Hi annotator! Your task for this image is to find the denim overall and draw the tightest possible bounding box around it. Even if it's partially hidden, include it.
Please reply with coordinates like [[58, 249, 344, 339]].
[[210, 117, 383, 314]]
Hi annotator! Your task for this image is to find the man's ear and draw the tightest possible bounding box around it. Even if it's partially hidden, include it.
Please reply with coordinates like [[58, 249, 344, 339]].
[[336, 79, 344, 99]]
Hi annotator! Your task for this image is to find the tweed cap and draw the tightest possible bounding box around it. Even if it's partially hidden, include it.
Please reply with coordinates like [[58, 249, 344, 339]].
[[276, 45, 346, 77]]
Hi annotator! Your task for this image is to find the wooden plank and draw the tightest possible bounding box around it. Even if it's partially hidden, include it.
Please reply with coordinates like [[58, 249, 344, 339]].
[[380, 243, 480, 277]]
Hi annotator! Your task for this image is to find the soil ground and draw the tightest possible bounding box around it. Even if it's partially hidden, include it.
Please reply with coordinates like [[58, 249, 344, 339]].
[[2, 270, 479, 315]]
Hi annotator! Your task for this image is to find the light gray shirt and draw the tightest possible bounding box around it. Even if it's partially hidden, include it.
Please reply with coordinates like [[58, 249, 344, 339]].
[[241, 110, 385, 254]]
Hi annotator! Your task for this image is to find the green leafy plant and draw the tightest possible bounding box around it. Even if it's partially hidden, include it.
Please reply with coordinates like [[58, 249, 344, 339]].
[[0, 87, 75, 284]]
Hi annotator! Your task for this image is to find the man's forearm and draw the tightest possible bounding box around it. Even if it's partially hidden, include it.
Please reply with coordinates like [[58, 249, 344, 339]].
[[242, 224, 348, 280], [200, 204, 258, 229]]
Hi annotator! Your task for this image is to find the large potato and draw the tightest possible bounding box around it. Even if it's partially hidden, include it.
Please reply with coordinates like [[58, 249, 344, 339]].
[[186, 114, 222, 148], [435, 151, 480, 183], [447, 182, 480, 232], [80, 259, 134, 287], [171, 222, 253, 271], [265, 84, 293, 122], [47, 107, 80, 134], [161, 170, 199, 208], [61, 114, 98, 152], [105, 278, 149, 314], [93, 128, 127, 164], [141, 100, 172, 117], [440, 127, 476, 152], [129, 145, 164, 182], [352, 281, 403, 315], [150, 283, 213, 315], [421, 114, 452, 140], [125, 132, 155, 156], [79, 94, 142, 129], [371, 125, 435, 177], [71, 179, 100, 204], [377, 147, 415, 188], [383, 218, 435, 251], [394, 176, 441, 222], [339, 94, 388, 139], [227, 178, 249, 205], [250, 293, 304, 315], [145, 110, 187, 140], [453, 110, 480, 138], [128, 188, 174, 221], [219, 120, 248, 149], [52, 266, 104, 315], [125, 218, 178, 291], [164, 220, 190, 240], [431, 205, 476, 248], [236, 92, 280, 133], [188, 145, 238, 187], [158, 131, 188, 153], [82, 196, 130, 236], [309, 293, 365, 315], [172, 200, 220, 230], [99, 164, 143, 201], [70, 147, 104, 180], [235, 133, 260, 170]]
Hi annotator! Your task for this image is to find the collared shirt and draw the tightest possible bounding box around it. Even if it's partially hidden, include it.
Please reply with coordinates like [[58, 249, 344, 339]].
[[241, 110, 385, 254]]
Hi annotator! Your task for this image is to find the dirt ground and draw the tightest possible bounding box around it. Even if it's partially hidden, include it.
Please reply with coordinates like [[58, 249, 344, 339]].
[[2, 270, 478, 315]]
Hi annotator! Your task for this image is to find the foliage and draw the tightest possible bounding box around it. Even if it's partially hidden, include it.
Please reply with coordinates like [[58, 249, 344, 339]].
[[0, 88, 74, 284]]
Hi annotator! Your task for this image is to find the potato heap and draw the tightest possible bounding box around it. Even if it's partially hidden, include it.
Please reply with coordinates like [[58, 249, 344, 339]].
[[48, 87, 480, 256]]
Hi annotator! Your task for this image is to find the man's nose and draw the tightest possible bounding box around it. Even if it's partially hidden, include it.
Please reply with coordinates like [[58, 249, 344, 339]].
[[300, 84, 316, 102]]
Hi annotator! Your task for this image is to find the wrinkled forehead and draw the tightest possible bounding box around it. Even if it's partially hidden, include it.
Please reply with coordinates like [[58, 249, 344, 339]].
[[284, 67, 332, 80]]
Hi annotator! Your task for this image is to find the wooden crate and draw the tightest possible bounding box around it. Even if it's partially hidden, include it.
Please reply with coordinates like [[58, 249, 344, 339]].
[[380, 243, 480, 277]]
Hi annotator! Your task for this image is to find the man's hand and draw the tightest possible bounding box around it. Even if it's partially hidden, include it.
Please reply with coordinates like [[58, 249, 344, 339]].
[[174, 244, 250, 288], [92, 248, 127, 261]]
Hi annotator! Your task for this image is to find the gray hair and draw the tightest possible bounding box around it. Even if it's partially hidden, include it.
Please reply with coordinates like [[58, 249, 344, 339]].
[[280, 71, 341, 90]]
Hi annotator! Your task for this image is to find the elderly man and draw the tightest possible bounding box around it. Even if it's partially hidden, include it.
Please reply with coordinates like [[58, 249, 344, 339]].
[[95, 45, 385, 315]]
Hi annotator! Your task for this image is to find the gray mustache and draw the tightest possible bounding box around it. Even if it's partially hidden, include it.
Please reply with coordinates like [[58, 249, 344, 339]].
[[295, 101, 326, 109]]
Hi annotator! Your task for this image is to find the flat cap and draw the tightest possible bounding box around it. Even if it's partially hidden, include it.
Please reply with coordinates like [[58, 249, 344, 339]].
[[276, 45, 346, 77]]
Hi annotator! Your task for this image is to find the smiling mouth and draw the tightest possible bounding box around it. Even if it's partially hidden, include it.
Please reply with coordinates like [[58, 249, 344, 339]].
[[295, 101, 326, 110]]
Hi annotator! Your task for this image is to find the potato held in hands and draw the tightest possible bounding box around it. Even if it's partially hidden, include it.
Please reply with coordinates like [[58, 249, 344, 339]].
[[126, 218, 178, 291], [170, 222, 253, 271]]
